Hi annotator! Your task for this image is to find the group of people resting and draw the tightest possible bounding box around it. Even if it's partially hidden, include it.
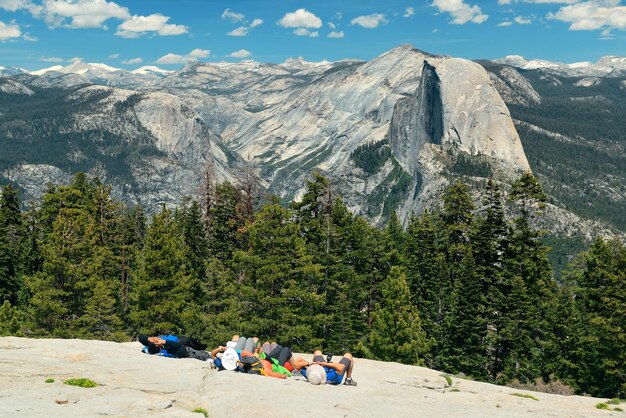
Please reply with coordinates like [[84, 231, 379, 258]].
[[137, 334, 357, 386]]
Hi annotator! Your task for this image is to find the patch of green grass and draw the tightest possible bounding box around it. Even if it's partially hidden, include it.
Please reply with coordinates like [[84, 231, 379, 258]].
[[449, 388, 460, 392], [45, 378, 54, 383], [608, 398, 622, 405], [441, 374, 453, 386], [596, 403, 610, 410], [64, 378, 99, 388], [192, 407, 208, 417], [511, 393, 539, 401], [614, 407, 623, 412]]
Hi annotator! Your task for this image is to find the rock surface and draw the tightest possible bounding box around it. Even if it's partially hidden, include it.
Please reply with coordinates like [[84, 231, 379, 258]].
[[0, 337, 613, 418]]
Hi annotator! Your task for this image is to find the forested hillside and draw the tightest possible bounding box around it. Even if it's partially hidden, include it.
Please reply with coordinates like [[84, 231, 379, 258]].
[[479, 62, 626, 233], [0, 172, 624, 398]]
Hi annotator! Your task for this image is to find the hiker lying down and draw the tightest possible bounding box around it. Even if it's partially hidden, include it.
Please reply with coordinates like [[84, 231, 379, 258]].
[[291, 350, 357, 386], [137, 334, 210, 361]]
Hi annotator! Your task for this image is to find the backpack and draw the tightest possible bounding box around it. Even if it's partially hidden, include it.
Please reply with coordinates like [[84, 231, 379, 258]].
[[240, 355, 265, 375]]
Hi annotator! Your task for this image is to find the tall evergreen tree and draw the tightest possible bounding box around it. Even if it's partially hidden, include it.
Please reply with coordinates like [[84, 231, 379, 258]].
[[232, 203, 325, 351], [440, 251, 488, 379], [129, 208, 202, 336], [0, 185, 24, 304], [208, 182, 244, 261], [574, 238, 626, 397], [368, 266, 431, 365]]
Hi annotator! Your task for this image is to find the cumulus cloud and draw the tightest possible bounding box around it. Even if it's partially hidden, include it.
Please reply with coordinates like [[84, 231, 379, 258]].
[[350, 13, 388, 28], [156, 48, 210, 64], [404, 7, 415, 17], [122, 57, 142, 64], [327, 30, 344, 38], [222, 10, 262, 37], [278, 8, 322, 28], [222, 8, 245, 23], [108, 53, 119, 59], [1, 0, 187, 38], [229, 49, 252, 58], [116, 13, 188, 38], [293, 27, 319, 37], [0, 19, 21, 41], [548, 1, 626, 31], [497, 20, 514, 26], [432, 0, 488, 24], [514, 15, 533, 24], [227, 26, 248, 36], [42, 0, 130, 29]]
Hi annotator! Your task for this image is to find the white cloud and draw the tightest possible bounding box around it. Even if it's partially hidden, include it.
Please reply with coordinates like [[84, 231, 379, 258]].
[[327, 30, 344, 38], [42, 0, 130, 29], [0, 19, 21, 41], [229, 49, 252, 58], [40, 56, 64, 62], [189, 48, 209, 58], [156, 48, 210, 64], [404, 7, 415, 17], [1, 1, 187, 38], [250, 18, 263, 28], [122, 57, 142, 64], [23, 33, 37, 41], [293, 27, 319, 37], [328, 22, 336, 30], [222, 8, 245, 23], [351, 13, 388, 28], [498, 20, 514, 26], [278, 8, 322, 28], [514, 15, 533, 24], [431, 0, 488, 24], [227, 26, 249, 36], [548, 1, 626, 31], [108, 53, 119, 59], [116, 13, 188, 38]]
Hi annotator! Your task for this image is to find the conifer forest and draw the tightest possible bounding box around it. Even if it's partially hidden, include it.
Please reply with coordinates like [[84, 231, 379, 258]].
[[0, 171, 624, 398]]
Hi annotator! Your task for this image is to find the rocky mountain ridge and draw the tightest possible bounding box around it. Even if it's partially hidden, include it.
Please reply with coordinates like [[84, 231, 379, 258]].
[[0, 45, 530, 226], [1, 45, 624, 260], [495, 54, 626, 77]]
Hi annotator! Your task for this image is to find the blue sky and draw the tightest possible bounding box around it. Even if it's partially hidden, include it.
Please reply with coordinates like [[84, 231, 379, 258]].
[[1, 0, 625, 70]]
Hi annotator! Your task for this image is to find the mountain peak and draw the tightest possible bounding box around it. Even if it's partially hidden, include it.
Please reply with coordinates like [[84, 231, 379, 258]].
[[131, 66, 172, 76]]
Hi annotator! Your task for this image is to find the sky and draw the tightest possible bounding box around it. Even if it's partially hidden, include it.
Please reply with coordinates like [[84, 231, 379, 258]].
[[1, 0, 625, 70]]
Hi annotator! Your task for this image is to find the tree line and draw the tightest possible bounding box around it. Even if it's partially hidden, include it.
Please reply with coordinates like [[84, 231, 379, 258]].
[[0, 171, 623, 398]]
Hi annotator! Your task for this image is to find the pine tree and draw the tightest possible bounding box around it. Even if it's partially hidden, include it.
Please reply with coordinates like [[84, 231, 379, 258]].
[[129, 208, 201, 336], [232, 203, 325, 351], [574, 238, 626, 397], [501, 173, 556, 383], [208, 182, 244, 261], [0, 185, 24, 304], [368, 267, 431, 365], [405, 211, 446, 342], [0, 300, 26, 336], [80, 280, 124, 340], [440, 251, 488, 379]]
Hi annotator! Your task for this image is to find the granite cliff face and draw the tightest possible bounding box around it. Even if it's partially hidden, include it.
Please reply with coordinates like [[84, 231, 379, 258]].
[[0, 45, 530, 223]]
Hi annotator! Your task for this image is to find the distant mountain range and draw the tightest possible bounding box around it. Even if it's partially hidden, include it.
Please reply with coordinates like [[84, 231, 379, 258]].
[[495, 55, 626, 77], [0, 46, 624, 270]]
